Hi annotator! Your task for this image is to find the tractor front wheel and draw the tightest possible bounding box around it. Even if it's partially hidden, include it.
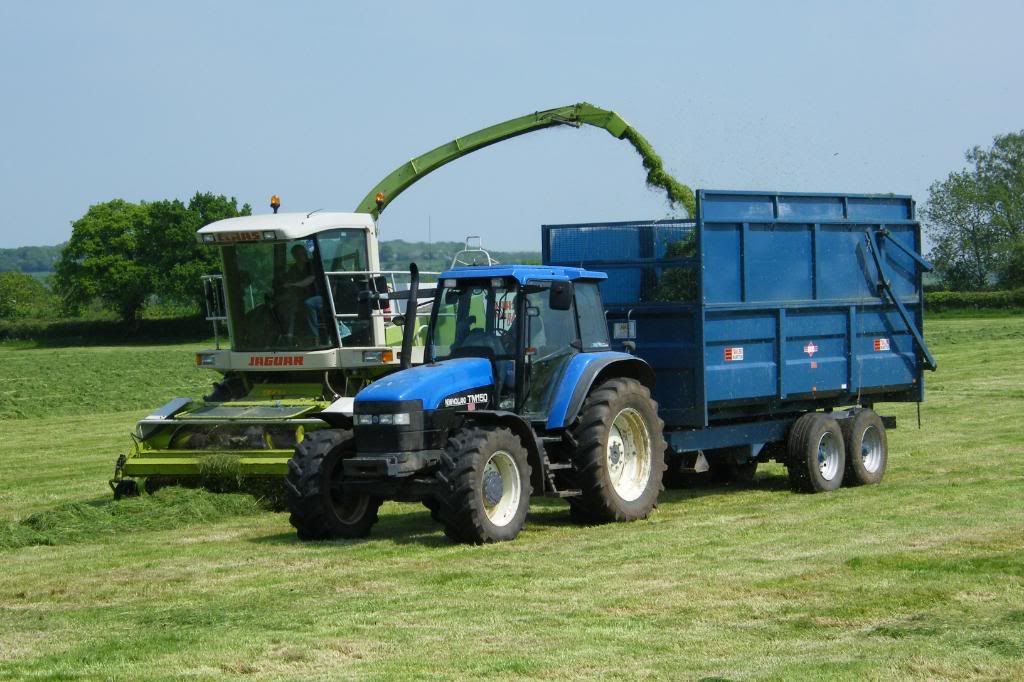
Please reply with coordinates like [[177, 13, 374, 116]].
[[568, 378, 666, 523], [437, 426, 532, 544], [285, 430, 382, 540]]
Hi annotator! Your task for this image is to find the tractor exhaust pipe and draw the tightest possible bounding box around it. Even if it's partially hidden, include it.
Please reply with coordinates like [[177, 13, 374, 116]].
[[400, 262, 419, 370]]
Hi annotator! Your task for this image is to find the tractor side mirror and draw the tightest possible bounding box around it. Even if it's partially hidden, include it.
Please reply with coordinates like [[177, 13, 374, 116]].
[[549, 281, 574, 311], [392, 314, 406, 327]]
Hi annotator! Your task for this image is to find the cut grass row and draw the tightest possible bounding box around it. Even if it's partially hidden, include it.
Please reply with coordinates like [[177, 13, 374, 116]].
[[0, 316, 1022, 679]]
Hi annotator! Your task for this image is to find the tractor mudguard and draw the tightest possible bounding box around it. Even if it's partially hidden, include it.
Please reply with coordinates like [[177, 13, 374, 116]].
[[545, 352, 655, 430], [456, 409, 547, 494]]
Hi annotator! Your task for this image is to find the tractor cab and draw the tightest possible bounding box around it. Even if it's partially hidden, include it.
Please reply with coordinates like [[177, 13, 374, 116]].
[[424, 267, 612, 418]]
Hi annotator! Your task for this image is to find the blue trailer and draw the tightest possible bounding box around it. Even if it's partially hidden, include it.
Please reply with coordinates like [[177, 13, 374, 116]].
[[543, 189, 935, 486]]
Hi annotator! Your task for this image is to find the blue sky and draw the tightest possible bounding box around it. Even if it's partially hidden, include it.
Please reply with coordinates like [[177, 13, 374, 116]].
[[0, 1, 1021, 250]]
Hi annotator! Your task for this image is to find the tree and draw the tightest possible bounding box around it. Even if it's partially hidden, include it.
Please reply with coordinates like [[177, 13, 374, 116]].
[[55, 199, 151, 320], [923, 131, 1024, 290], [0, 272, 53, 320], [55, 193, 252, 321], [139, 193, 251, 311]]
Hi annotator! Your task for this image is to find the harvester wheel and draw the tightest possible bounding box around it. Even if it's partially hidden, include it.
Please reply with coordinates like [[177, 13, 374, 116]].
[[568, 377, 666, 523], [113, 479, 139, 500], [437, 425, 531, 544], [285, 429, 382, 540], [786, 413, 846, 493], [841, 409, 887, 486]]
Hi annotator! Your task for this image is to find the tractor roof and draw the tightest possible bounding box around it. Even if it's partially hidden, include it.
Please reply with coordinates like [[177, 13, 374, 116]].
[[196, 212, 374, 242], [437, 265, 607, 285]]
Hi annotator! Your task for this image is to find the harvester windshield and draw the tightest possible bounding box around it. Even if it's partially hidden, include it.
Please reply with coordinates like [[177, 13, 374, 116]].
[[221, 228, 371, 351]]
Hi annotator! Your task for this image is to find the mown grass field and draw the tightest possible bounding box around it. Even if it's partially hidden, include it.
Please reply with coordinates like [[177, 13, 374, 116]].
[[1, 317, 1022, 680]]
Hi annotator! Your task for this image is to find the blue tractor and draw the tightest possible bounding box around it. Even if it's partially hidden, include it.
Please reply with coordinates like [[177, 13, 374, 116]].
[[284, 264, 666, 543]]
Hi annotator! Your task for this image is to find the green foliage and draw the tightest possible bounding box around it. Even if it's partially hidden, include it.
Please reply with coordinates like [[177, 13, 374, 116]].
[[622, 126, 696, 217], [0, 244, 62, 273], [650, 234, 698, 302], [923, 131, 1024, 290], [0, 271, 54, 320], [1000, 238, 1024, 289], [925, 287, 1024, 312], [54, 193, 250, 321], [54, 199, 151, 320]]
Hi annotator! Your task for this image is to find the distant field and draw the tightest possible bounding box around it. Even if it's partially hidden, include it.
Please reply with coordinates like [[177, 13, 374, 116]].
[[0, 317, 1022, 680]]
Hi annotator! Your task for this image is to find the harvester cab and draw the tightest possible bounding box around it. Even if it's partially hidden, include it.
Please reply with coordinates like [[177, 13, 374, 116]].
[[111, 210, 436, 499], [285, 264, 666, 544]]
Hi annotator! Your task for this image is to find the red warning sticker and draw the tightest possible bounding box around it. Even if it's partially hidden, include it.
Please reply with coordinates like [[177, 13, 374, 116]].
[[724, 347, 744, 362], [804, 341, 819, 357], [874, 338, 890, 352]]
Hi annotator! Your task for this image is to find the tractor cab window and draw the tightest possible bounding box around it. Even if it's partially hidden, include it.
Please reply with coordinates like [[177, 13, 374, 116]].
[[430, 279, 518, 361], [430, 278, 519, 408], [575, 282, 610, 351], [222, 239, 334, 351], [317, 229, 372, 346], [522, 281, 580, 416]]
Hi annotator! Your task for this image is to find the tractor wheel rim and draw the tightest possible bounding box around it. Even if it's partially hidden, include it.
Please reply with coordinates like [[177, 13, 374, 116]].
[[335, 493, 370, 524], [482, 450, 521, 527], [606, 408, 652, 502], [861, 425, 883, 473], [817, 431, 840, 481]]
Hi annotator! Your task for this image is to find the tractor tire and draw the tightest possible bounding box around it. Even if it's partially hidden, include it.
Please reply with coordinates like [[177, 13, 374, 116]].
[[841, 409, 888, 486], [786, 413, 846, 493], [285, 429, 382, 540], [568, 377, 667, 523], [422, 498, 444, 524], [437, 426, 532, 544]]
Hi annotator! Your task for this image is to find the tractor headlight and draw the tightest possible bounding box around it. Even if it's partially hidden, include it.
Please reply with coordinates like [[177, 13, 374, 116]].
[[355, 412, 411, 426]]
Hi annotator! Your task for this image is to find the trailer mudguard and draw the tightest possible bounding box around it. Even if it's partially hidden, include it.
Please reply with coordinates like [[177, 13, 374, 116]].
[[545, 352, 655, 430]]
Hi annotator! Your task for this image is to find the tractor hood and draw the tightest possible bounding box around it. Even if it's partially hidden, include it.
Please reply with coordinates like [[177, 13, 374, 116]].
[[354, 357, 494, 411]]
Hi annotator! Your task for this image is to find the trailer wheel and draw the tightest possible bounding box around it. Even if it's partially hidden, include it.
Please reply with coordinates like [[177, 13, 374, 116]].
[[285, 429, 382, 540], [786, 413, 846, 493], [841, 409, 887, 486], [437, 426, 532, 544], [568, 377, 666, 523]]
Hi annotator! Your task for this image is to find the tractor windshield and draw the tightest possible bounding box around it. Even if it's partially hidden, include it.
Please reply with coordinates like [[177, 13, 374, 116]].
[[429, 279, 519, 361]]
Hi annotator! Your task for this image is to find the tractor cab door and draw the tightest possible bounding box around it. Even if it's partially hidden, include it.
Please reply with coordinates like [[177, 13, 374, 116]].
[[521, 281, 580, 418], [315, 228, 373, 346]]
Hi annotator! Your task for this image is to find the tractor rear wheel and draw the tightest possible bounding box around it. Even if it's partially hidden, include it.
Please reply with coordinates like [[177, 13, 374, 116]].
[[285, 429, 382, 540], [568, 377, 666, 523], [786, 413, 846, 493], [437, 426, 532, 544], [841, 409, 887, 486]]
